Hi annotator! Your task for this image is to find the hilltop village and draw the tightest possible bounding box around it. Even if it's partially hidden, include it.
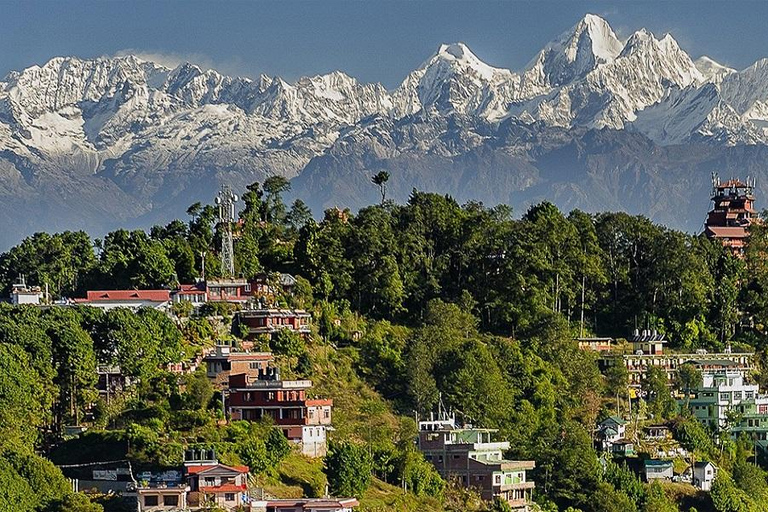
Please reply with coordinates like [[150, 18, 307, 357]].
[[3, 176, 768, 512]]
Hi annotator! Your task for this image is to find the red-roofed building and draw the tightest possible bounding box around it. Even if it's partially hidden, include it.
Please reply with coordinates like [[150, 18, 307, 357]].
[[73, 290, 171, 311], [171, 282, 208, 306], [185, 462, 249, 510], [704, 174, 758, 256], [252, 497, 360, 512]]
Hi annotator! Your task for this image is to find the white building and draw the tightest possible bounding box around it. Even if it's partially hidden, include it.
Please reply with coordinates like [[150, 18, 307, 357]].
[[596, 416, 627, 451], [693, 461, 717, 491], [688, 369, 768, 429], [10, 276, 44, 305]]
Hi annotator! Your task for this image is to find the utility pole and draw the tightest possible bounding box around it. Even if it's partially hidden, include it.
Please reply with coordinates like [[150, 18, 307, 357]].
[[215, 186, 238, 277]]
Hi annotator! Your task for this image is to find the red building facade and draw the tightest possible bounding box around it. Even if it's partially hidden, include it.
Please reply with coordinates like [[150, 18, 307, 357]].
[[704, 174, 757, 256], [227, 371, 332, 457]]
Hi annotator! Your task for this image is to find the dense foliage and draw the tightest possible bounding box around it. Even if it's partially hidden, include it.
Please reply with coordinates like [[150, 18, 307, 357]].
[[4, 181, 768, 511]]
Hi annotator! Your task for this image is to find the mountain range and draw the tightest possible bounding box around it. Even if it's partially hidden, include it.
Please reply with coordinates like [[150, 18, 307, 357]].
[[3, 14, 768, 249]]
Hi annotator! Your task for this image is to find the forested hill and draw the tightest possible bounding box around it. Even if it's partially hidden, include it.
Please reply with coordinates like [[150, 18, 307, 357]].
[[1, 178, 761, 345], [3, 181, 768, 512]]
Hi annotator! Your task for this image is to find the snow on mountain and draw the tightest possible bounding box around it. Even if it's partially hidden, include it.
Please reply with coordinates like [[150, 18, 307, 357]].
[[514, 27, 706, 131], [391, 42, 519, 120], [5, 14, 768, 247], [695, 56, 735, 83], [520, 13, 623, 96], [630, 83, 764, 145]]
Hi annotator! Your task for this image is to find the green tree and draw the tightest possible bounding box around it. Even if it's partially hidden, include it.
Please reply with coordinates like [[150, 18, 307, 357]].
[[642, 481, 678, 512], [0, 343, 48, 449], [642, 366, 675, 419], [710, 471, 755, 512], [270, 329, 306, 358], [324, 441, 373, 497], [371, 171, 390, 204], [605, 363, 629, 414], [398, 448, 444, 498], [676, 363, 702, 409], [0, 231, 96, 298]]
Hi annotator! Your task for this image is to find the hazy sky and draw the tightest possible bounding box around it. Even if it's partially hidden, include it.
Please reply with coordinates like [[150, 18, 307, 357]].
[[3, 0, 768, 88]]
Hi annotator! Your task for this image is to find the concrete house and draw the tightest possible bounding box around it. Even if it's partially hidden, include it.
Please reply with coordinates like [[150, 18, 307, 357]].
[[692, 461, 717, 491], [643, 460, 673, 482], [418, 413, 535, 511], [596, 416, 627, 451]]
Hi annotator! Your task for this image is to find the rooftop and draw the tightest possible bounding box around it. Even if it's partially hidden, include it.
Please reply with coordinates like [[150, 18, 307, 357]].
[[76, 290, 171, 302]]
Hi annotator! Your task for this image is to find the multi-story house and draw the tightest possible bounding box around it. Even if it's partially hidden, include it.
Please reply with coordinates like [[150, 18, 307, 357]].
[[576, 337, 613, 352], [9, 275, 44, 305], [203, 345, 274, 389], [185, 458, 249, 510], [687, 368, 766, 428], [137, 478, 189, 511], [205, 278, 254, 303], [685, 368, 768, 449], [417, 414, 535, 511], [227, 370, 333, 457], [596, 416, 627, 451], [171, 282, 208, 306], [237, 307, 312, 338], [601, 350, 754, 389]]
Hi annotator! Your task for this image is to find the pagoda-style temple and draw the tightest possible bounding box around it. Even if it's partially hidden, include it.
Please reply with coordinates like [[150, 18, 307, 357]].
[[704, 173, 757, 256]]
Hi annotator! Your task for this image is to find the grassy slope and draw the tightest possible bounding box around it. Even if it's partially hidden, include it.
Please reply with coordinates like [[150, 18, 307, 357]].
[[272, 339, 445, 511]]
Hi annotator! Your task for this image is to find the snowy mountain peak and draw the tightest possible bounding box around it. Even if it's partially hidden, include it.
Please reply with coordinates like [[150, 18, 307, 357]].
[[392, 42, 516, 117], [522, 13, 622, 92], [428, 42, 509, 81], [695, 56, 735, 82], [571, 14, 623, 62], [620, 29, 685, 57]]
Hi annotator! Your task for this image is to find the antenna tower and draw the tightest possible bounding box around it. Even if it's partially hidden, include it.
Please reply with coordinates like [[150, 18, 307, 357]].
[[215, 185, 238, 277]]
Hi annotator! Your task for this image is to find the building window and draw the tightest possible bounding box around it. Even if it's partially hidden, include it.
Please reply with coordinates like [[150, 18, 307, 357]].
[[163, 495, 179, 506], [225, 493, 236, 502], [249, 362, 261, 370], [324, 409, 330, 419], [144, 496, 158, 507]]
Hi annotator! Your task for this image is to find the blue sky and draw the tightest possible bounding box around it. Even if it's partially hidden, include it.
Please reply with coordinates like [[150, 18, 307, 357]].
[[3, 0, 768, 88]]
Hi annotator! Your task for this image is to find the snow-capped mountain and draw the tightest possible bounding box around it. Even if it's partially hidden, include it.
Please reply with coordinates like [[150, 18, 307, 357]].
[[4, 14, 768, 248]]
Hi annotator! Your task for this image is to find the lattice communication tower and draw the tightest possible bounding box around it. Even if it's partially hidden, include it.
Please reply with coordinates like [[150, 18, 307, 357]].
[[215, 185, 238, 277]]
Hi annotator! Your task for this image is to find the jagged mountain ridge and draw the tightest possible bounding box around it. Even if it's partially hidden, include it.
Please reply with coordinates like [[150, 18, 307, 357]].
[[2, 14, 768, 249]]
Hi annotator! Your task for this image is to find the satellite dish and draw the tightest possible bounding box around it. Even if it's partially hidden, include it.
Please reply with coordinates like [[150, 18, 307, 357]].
[[233, 195, 239, 202], [215, 197, 221, 204]]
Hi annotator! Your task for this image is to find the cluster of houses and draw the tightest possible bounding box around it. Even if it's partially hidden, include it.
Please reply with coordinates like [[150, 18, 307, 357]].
[[584, 328, 768, 493], [68, 342, 344, 511], [578, 330, 754, 391], [596, 415, 718, 491], [69, 451, 359, 512], [8, 272, 310, 320], [581, 327, 768, 450]]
